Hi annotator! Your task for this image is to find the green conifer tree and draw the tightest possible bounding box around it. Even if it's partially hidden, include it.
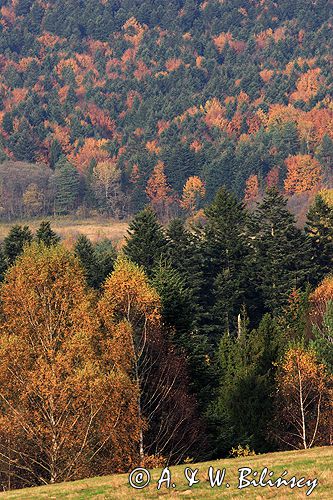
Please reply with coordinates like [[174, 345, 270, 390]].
[[305, 195, 333, 283], [74, 235, 100, 289], [53, 157, 80, 215], [3, 225, 33, 266], [207, 313, 282, 456], [36, 221, 60, 247], [201, 187, 250, 340], [250, 188, 313, 313], [124, 207, 168, 275]]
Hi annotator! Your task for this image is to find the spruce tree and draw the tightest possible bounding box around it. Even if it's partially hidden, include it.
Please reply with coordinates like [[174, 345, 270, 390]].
[[250, 188, 313, 314], [0, 245, 7, 281], [166, 218, 203, 319], [3, 225, 33, 266], [36, 221, 60, 247], [208, 314, 282, 456], [124, 207, 168, 275], [52, 157, 80, 215], [305, 195, 333, 283], [201, 187, 250, 341], [74, 235, 100, 289], [94, 239, 117, 284]]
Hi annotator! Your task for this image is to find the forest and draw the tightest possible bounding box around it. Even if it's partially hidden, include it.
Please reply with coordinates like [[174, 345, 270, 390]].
[[0, 0, 332, 217], [0, 188, 332, 489]]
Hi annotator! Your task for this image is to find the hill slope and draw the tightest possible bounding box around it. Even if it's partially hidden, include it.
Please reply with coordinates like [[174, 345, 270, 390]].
[[0, 1, 332, 216], [1, 446, 332, 499]]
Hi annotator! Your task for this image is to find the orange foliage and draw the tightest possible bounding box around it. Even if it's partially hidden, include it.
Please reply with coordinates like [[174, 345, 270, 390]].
[[203, 98, 227, 129], [45, 121, 71, 154], [290, 68, 323, 103], [274, 346, 332, 449], [37, 32, 64, 48], [213, 32, 233, 52], [284, 154, 323, 194], [157, 120, 170, 135], [190, 140, 202, 152], [133, 60, 151, 80], [260, 68, 274, 83], [146, 139, 160, 155], [181, 176, 206, 214], [165, 58, 182, 72], [69, 138, 110, 172], [310, 276, 333, 325], [146, 161, 173, 219], [244, 174, 259, 203], [86, 103, 115, 133], [123, 17, 147, 48]]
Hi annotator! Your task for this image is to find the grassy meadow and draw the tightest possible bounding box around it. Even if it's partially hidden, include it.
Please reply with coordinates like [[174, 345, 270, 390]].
[[0, 446, 331, 499], [0, 217, 129, 247]]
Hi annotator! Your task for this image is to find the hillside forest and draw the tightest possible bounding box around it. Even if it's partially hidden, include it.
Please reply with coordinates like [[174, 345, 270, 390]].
[[0, 0, 332, 217], [0, 0, 332, 492]]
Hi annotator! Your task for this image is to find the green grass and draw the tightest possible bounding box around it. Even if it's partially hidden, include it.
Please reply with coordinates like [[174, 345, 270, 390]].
[[1, 446, 332, 499]]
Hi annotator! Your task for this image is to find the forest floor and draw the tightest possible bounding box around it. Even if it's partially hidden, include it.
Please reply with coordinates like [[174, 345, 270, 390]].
[[0, 217, 129, 246], [1, 446, 332, 499]]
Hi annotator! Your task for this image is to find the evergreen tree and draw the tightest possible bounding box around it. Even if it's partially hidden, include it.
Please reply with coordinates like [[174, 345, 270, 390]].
[[36, 221, 60, 247], [152, 260, 193, 345], [0, 245, 7, 281], [166, 218, 203, 319], [201, 187, 250, 341], [250, 188, 313, 314], [124, 207, 168, 275], [305, 195, 333, 283], [49, 139, 63, 169], [74, 235, 100, 289], [3, 225, 33, 266], [315, 134, 333, 172], [94, 239, 117, 284], [208, 313, 282, 456], [52, 157, 80, 214], [311, 299, 333, 374]]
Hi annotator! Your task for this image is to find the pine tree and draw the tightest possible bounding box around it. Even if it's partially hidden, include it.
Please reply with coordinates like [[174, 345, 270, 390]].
[[124, 207, 168, 275], [3, 225, 33, 266], [74, 235, 100, 289], [250, 188, 313, 313], [305, 194, 333, 283], [36, 221, 60, 247]]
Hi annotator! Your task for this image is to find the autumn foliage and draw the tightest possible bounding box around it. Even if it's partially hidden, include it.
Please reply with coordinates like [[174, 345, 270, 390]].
[[180, 176, 206, 215], [284, 155, 323, 194]]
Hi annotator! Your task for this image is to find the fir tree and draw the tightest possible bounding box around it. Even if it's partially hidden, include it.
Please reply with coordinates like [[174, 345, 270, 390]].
[[305, 195, 333, 283], [250, 188, 313, 313], [94, 239, 117, 284], [36, 221, 60, 247], [208, 313, 282, 456], [3, 225, 33, 266], [124, 207, 168, 275], [201, 187, 250, 340], [53, 157, 80, 215], [74, 235, 100, 289]]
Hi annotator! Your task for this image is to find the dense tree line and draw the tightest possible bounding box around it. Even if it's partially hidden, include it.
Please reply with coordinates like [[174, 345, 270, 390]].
[[0, 186, 332, 490]]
